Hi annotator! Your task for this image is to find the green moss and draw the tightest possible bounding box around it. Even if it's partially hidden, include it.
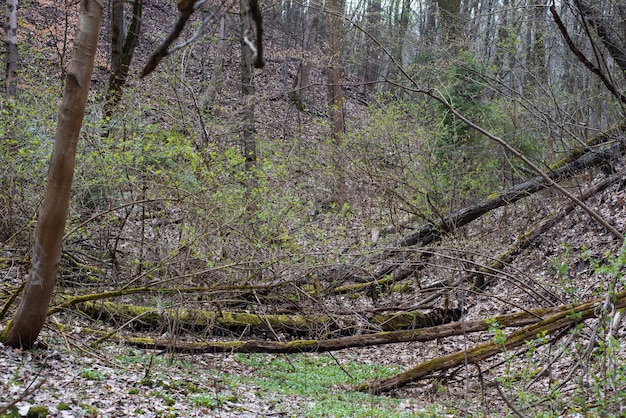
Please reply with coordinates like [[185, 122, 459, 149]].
[[371, 311, 427, 329], [26, 406, 49, 418], [57, 402, 71, 411], [80, 368, 105, 381]]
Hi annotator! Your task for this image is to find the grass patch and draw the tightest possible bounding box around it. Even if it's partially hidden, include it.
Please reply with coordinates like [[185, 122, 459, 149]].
[[231, 353, 424, 417]]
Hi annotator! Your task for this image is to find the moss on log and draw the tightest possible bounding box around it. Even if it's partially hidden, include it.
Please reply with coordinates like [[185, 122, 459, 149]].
[[117, 304, 567, 353], [356, 290, 626, 394], [80, 301, 330, 332]]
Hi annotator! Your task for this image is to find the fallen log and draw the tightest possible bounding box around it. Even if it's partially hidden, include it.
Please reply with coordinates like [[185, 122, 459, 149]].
[[397, 143, 624, 249], [78, 300, 462, 335], [119, 304, 569, 353], [356, 289, 626, 394], [473, 171, 624, 288]]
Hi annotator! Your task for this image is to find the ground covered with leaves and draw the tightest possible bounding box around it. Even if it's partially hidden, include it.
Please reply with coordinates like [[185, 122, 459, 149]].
[[2, 336, 457, 417], [4, 0, 626, 416]]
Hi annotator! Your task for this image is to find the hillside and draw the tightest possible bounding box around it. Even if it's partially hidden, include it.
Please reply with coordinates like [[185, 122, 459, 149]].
[[2, 0, 626, 416]]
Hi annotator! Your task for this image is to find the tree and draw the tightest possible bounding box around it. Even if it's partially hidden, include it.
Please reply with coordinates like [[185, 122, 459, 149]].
[[5, 0, 18, 98], [362, 0, 382, 93], [1, 0, 103, 348], [200, 15, 228, 112], [240, 0, 257, 176], [325, 0, 346, 202], [103, 0, 143, 125], [290, 4, 320, 109]]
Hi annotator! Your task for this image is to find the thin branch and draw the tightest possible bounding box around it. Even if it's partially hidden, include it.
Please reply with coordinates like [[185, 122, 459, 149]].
[[549, 5, 626, 104], [141, 0, 201, 78]]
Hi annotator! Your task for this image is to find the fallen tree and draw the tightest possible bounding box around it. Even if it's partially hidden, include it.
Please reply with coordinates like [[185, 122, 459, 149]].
[[397, 142, 624, 249], [472, 171, 624, 288], [78, 300, 461, 335], [356, 289, 626, 394], [118, 303, 566, 353]]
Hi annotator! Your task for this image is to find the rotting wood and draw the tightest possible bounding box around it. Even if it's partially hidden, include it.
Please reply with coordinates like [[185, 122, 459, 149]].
[[473, 172, 624, 289], [77, 301, 463, 334], [113, 305, 571, 353], [80, 301, 331, 333], [356, 290, 626, 394]]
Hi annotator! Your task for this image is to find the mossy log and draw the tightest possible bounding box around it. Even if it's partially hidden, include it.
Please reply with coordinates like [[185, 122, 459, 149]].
[[356, 290, 626, 394], [397, 142, 623, 249], [78, 300, 465, 335], [80, 301, 330, 333], [120, 305, 568, 353], [379, 124, 625, 239], [546, 123, 626, 171]]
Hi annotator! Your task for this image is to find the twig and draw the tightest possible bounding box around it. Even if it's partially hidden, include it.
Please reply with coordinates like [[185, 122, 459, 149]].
[[0, 379, 47, 415], [493, 379, 528, 418]]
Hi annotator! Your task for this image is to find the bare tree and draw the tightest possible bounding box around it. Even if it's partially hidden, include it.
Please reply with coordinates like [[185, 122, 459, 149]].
[[201, 15, 228, 112], [362, 0, 382, 94], [240, 0, 258, 186], [5, 0, 18, 98], [103, 0, 143, 124], [325, 0, 347, 202], [290, 4, 320, 109], [1, 0, 103, 349]]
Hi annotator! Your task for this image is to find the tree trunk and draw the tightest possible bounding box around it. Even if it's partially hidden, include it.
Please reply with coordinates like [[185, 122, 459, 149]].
[[362, 0, 381, 94], [103, 0, 143, 123], [325, 0, 347, 202], [240, 0, 257, 191], [385, 0, 410, 90], [1, 0, 103, 349], [116, 303, 577, 354], [201, 15, 228, 112], [5, 0, 19, 98], [437, 0, 461, 46], [290, 6, 319, 110], [357, 290, 626, 394]]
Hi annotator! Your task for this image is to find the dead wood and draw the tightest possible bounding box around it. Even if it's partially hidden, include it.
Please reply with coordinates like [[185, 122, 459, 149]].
[[473, 171, 624, 288], [351, 142, 625, 295], [397, 143, 624, 249], [356, 290, 626, 394], [141, 0, 199, 78], [78, 301, 465, 335], [116, 305, 570, 353]]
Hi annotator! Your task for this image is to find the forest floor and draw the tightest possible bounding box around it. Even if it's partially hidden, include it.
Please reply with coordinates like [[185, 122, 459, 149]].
[[1, 334, 463, 417], [4, 1, 626, 416], [3, 176, 626, 417]]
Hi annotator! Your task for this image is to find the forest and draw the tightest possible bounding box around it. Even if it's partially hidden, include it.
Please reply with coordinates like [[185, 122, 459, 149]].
[[1, 0, 626, 416]]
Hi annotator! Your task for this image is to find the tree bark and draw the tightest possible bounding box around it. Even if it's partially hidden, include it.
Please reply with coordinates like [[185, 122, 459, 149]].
[[201, 16, 228, 112], [362, 0, 381, 94], [103, 0, 143, 123], [240, 0, 257, 176], [1, 0, 103, 349], [325, 0, 347, 202], [290, 6, 319, 110], [5, 0, 19, 98], [357, 290, 626, 394]]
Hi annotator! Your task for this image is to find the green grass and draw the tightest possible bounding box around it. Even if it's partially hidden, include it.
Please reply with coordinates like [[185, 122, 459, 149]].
[[110, 347, 458, 416], [231, 353, 432, 417]]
